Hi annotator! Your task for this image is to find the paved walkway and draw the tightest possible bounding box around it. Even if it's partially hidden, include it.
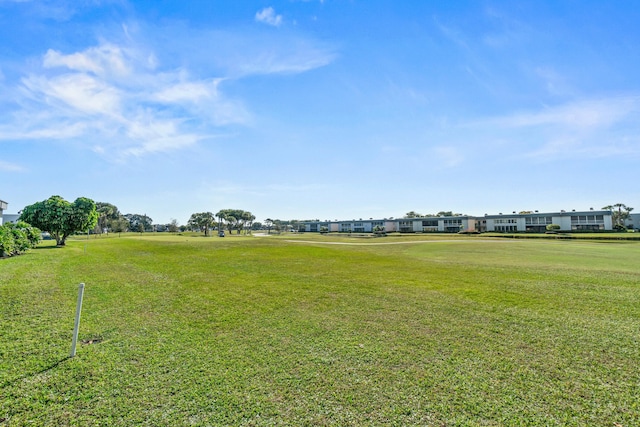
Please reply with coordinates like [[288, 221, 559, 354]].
[[281, 239, 506, 246]]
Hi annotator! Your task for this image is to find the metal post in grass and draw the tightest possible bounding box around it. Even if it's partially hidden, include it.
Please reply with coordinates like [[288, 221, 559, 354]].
[[70, 283, 85, 357]]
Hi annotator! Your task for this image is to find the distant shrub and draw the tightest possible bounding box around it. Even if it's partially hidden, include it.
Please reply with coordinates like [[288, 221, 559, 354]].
[[373, 225, 386, 237]]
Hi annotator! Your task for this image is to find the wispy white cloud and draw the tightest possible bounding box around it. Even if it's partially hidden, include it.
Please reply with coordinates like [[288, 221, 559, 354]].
[[0, 39, 251, 158], [0, 160, 25, 172], [234, 43, 335, 75], [0, 119, 87, 140], [469, 96, 640, 159], [255, 7, 283, 27], [22, 73, 122, 116], [134, 18, 337, 77], [0, 21, 336, 158], [151, 80, 218, 103], [43, 44, 131, 77], [479, 97, 639, 129]]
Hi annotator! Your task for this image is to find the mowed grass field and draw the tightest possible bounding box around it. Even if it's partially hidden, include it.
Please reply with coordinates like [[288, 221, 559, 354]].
[[1, 233, 639, 426]]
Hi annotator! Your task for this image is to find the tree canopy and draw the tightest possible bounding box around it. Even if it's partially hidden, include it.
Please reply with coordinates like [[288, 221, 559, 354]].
[[20, 195, 98, 246], [216, 209, 255, 235], [125, 214, 153, 233], [602, 203, 634, 230], [188, 212, 216, 236], [404, 211, 464, 218], [95, 202, 122, 233], [404, 211, 423, 218]]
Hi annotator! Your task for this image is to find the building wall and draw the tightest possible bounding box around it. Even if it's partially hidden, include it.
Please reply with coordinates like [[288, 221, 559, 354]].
[[384, 220, 397, 232], [2, 214, 20, 224], [0, 200, 7, 225], [396, 216, 475, 233], [626, 213, 640, 230], [299, 210, 616, 233], [485, 215, 520, 232], [336, 220, 386, 233], [482, 211, 612, 232]]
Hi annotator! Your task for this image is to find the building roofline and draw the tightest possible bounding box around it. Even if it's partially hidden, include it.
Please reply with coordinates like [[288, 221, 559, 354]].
[[299, 210, 612, 224], [482, 210, 610, 219]]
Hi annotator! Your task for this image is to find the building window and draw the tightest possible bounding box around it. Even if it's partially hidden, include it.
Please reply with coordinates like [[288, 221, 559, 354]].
[[399, 220, 413, 233], [571, 215, 604, 225], [496, 218, 517, 224]]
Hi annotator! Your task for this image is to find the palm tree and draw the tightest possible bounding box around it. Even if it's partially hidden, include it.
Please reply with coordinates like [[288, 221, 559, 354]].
[[216, 210, 227, 233], [226, 216, 237, 234], [242, 212, 256, 235], [603, 203, 634, 229]]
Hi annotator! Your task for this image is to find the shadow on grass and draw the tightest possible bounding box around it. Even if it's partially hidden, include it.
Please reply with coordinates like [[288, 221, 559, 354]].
[[1, 357, 70, 388]]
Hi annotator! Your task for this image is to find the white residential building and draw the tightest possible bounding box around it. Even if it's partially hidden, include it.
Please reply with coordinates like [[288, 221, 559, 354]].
[[3, 214, 20, 224], [301, 219, 397, 233], [0, 200, 7, 225], [626, 213, 640, 230], [300, 209, 616, 233], [397, 216, 476, 233], [481, 210, 612, 233]]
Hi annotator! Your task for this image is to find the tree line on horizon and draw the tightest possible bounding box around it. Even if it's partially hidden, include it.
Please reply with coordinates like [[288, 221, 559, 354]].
[[14, 195, 307, 245], [13, 196, 636, 248]]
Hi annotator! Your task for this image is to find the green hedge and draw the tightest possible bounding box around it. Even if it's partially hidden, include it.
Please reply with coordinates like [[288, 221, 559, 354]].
[[0, 221, 41, 257]]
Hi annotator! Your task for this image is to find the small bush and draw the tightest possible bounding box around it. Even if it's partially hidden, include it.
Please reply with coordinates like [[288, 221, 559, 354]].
[[546, 224, 561, 232], [0, 226, 16, 257], [0, 222, 41, 257]]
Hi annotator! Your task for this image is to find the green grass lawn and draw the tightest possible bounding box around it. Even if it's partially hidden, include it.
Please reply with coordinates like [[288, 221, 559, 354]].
[[1, 233, 639, 426]]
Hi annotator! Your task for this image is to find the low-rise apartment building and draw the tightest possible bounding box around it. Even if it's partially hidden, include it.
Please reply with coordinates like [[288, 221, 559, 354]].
[[300, 209, 617, 233], [626, 213, 640, 230], [300, 219, 398, 233], [481, 210, 612, 233]]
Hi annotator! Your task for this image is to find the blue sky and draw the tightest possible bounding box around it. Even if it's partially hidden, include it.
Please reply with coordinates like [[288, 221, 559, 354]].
[[1, 1, 639, 224]]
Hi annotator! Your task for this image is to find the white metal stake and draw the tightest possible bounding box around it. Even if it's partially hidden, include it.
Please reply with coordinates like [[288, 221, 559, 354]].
[[70, 283, 85, 357]]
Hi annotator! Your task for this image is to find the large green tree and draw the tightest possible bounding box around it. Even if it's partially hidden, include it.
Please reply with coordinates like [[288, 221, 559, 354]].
[[188, 212, 216, 236], [20, 195, 98, 246], [168, 219, 179, 233], [264, 218, 274, 234], [241, 211, 256, 235], [124, 214, 153, 232], [216, 209, 254, 235], [95, 202, 122, 233]]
